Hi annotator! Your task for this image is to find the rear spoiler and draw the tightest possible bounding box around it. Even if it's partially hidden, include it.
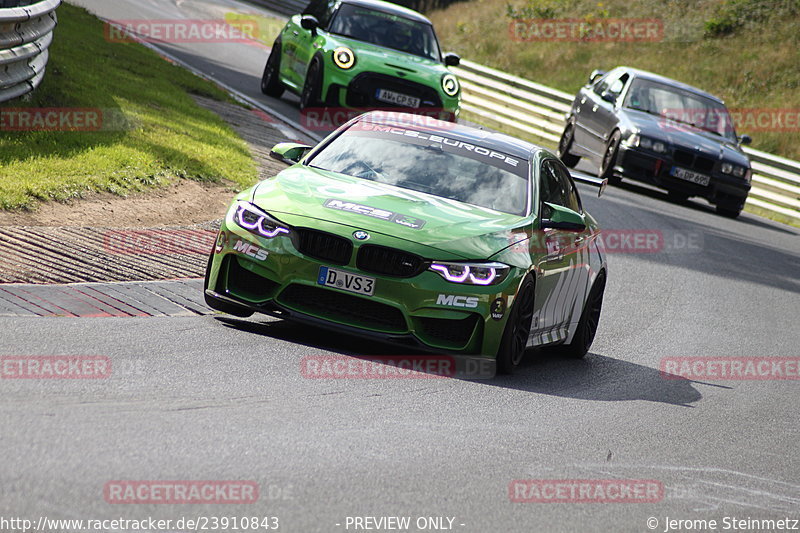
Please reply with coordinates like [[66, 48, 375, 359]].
[[570, 172, 608, 198]]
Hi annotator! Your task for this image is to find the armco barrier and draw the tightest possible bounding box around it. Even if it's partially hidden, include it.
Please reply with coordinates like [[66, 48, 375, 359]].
[[0, 0, 60, 103]]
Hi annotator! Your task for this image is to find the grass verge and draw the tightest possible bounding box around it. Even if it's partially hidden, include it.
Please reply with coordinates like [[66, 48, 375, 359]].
[[0, 2, 258, 211]]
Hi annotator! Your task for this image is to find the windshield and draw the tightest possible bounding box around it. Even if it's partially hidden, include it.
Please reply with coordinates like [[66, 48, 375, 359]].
[[328, 4, 441, 61], [306, 125, 529, 216], [623, 78, 737, 140]]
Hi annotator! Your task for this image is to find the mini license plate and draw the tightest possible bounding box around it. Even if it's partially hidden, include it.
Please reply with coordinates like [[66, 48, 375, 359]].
[[670, 166, 711, 186], [317, 266, 376, 296], [375, 89, 421, 108]]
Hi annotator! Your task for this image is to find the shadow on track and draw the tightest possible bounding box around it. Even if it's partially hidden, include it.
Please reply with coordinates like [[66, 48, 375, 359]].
[[487, 349, 720, 407], [215, 316, 711, 407]]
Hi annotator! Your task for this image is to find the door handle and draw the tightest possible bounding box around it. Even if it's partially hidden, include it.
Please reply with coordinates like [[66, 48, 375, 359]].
[[292, 30, 299, 36]]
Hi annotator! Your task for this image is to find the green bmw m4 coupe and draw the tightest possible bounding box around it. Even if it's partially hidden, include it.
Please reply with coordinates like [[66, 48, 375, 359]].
[[204, 113, 607, 374], [260, 0, 462, 120]]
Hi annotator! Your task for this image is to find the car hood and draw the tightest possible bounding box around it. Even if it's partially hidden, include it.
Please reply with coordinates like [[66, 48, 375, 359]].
[[625, 109, 750, 166], [250, 166, 529, 260]]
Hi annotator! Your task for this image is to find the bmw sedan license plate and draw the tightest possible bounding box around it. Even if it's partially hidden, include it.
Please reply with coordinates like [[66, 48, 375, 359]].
[[318, 266, 375, 296], [670, 166, 711, 186], [375, 89, 421, 108]]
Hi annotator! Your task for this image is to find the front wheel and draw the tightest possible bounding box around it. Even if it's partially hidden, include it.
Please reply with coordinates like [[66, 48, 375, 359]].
[[261, 41, 285, 98], [300, 59, 322, 110], [558, 123, 581, 168], [496, 275, 536, 374], [599, 131, 622, 185]]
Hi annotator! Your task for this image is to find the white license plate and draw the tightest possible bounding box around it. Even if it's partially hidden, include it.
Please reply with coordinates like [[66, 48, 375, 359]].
[[317, 266, 375, 296], [670, 166, 710, 186], [375, 89, 421, 108]]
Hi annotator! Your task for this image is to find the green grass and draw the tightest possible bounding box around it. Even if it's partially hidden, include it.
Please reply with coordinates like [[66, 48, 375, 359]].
[[429, 0, 800, 160], [0, 2, 258, 211]]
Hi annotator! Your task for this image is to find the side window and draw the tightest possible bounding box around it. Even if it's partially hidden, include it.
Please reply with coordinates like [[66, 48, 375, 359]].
[[593, 71, 615, 95], [594, 71, 628, 99], [540, 161, 568, 214], [304, 0, 336, 29], [607, 73, 629, 99], [541, 160, 582, 213]]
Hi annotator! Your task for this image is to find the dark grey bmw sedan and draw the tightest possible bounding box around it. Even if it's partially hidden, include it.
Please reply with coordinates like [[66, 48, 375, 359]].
[[558, 67, 752, 217]]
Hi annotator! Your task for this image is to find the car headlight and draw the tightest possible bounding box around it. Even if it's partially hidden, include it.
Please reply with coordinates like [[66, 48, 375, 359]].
[[233, 202, 290, 238], [332, 47, 355, 69], [442, 74, 460, 97], [721, 162, 748, 179], [629, 134, 667, 153], [429, 261, 510, 286]]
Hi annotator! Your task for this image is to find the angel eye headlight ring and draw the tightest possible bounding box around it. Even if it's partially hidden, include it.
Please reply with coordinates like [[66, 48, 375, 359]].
[[333, 47, 356, 69]]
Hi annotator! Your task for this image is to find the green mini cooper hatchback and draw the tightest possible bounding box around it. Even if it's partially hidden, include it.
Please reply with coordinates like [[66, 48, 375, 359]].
[[260, 0, 461, 120]]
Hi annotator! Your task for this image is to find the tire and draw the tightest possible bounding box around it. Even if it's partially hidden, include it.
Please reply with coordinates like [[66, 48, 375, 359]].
[[300, 58, 322, 110], [558, 122, 581, 168], [599, 131, 622, 185], [261, 40, 285, 98], [203, 254, 254, 318], [552, 273, 606, 359], [716, 204, 742, 218], [496, 275, 536, 374]]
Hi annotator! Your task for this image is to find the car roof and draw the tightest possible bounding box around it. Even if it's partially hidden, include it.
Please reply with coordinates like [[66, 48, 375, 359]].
[[354, 112, 545, 161], [617, 67, 724, 103], [340, 0, 432, 25]]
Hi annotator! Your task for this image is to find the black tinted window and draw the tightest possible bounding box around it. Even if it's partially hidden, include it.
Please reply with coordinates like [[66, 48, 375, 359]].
[[308, 126, 529, 216], [328, 4, 441, 61], [541, 160, 581, 213]]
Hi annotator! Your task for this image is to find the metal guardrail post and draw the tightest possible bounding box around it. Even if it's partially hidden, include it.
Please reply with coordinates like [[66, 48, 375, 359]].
[[0, 0, 61, 103]]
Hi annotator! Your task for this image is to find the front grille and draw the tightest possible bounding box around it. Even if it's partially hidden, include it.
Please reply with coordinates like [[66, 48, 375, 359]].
[[346, 72, 443, 108], [278, 284, 407, 333], [226, 255, 279, 301], [416, 315, 480, 347], [356, 245, 426, 278], [295, 228, 352, 265], [673, 148, 715, 173]]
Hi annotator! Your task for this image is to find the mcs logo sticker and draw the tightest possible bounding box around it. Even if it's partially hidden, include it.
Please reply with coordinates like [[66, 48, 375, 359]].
[[233, 240, 268, 261], [437, 294, 479, 308]]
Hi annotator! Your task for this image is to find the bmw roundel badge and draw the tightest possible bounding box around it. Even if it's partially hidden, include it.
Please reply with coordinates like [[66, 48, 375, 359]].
[[353, 231, 370, 241]]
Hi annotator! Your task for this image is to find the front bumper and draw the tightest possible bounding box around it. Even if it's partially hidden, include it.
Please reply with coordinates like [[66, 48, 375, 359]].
[[206, 218, 519, 357], [323, 68, 460, 121], [617, 145, 751, 207]]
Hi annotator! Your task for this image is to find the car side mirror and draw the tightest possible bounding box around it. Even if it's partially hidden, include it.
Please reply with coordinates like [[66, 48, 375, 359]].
[[443, 52, 460, 67], [300, 14, 319, 34], [600, 90, 617, 104], [270, 142, 312, 165], [588, 69, 606, 85], [739, 134, 752, 145], [540, 202, 586, 232]]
